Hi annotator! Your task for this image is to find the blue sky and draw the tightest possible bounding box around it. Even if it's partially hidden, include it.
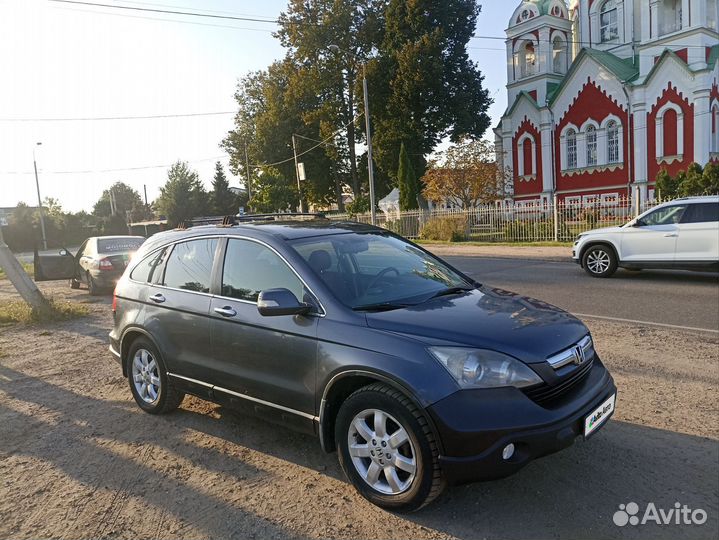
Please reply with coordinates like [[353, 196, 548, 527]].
[[0, 0, 514, 212]]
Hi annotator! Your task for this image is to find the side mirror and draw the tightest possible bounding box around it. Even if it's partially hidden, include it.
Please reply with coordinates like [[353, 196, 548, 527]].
[[59, 249, 70, 256], [257, 288, 311, 317], [632, 219, 644, 228]]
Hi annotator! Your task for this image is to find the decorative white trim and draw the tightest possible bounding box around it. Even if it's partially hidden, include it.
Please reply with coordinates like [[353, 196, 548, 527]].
[[562, 163, 626, 176], [656, 154, 684, 164], [655, 101, 685, 159]]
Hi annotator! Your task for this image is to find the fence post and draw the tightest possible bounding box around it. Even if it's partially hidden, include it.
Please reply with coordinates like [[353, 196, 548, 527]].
[[633, 185, 641, 217], [552, 195, 559, 242]]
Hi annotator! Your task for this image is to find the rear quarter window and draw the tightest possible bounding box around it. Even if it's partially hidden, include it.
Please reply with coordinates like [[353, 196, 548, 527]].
[[130, 248, 166, 283]]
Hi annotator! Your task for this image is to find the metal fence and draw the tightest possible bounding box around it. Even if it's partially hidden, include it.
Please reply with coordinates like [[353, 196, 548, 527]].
[[327, 197, 667, 243]]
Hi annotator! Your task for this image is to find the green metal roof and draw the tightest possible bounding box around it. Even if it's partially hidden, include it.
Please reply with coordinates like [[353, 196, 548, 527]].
[[582, 49, 640, 83], [707, 44, 719, 69]]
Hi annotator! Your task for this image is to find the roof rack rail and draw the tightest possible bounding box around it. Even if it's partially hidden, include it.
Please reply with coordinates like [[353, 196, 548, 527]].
[[187, 212, 326, 227]]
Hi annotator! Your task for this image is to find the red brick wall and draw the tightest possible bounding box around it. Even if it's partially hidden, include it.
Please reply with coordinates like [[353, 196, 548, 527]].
[[554, 79, 630, 192]]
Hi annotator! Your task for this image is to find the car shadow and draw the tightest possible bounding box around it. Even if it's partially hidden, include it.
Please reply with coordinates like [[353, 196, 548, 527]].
[[1, 362, 716, 539], [612, 268, 719, 283]]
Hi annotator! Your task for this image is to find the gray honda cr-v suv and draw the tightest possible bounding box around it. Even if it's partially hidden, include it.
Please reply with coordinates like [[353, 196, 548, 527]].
[[110, 214, 616, 511]]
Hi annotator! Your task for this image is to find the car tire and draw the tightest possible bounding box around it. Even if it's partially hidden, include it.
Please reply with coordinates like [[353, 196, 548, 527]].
[[127, 338, 185, 414], [70, 278, 81, 289], [335, 383, 445, 512], [582, 245, 617, 278], [87, 272, 100, 295]]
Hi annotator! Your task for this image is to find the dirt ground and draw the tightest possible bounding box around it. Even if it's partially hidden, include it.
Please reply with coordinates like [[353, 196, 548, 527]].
[[0, 279, 717, 540]]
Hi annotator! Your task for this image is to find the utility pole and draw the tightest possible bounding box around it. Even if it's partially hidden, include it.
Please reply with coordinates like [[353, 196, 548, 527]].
[[244, 143, 252, 200], [328, 45, 377, 225], [143, 184, 148, 205], [32, 142, 48, 250], [0, 226, 50, 313], [292, 134, 304, 213], [362, 63, 377, 226]]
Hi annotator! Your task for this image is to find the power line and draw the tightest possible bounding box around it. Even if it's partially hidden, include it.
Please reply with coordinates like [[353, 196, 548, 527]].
[[249, 112, 364, 169], [0, 111, 236, 122], [47, 0, 282, 24], [0, 155, 230, 175]]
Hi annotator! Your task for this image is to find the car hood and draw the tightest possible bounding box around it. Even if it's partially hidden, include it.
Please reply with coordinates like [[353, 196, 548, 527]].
[[581, 225, 625, 235], [365, 286, 588, 364]]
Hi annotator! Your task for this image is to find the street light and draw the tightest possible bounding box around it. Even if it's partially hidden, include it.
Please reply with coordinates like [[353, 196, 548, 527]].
[[328, 44, 377, 225], [32, 142, 48, 251]]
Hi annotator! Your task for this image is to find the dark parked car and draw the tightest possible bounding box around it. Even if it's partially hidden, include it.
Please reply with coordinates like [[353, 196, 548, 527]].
[[35, 235, 145, 294], [108, 216, 616, 511]]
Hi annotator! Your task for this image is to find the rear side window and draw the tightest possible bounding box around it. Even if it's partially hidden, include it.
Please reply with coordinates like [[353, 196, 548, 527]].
[[130, 248, 166, 283], [163, 238, 218, 293], [681, 203, 719, 224], [222, 239, 305, 302]]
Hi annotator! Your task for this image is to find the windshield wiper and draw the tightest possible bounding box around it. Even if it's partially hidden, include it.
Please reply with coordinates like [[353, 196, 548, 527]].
[[426, 285, 475, 300], [352, 302, 411, 312]]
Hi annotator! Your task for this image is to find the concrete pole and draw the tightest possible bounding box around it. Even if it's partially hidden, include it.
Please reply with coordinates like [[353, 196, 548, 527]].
[[292, 134, 305, 213], [362, 63, 377, 226], [33, 152, 48, 251], [0, 227, 50, 313]]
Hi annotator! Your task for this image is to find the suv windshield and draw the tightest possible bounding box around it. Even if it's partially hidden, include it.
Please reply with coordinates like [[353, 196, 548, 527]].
[[290, 233, 472, 309]]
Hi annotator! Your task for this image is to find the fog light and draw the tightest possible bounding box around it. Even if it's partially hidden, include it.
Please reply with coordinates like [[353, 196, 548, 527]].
[[502, 443, 515, 461]]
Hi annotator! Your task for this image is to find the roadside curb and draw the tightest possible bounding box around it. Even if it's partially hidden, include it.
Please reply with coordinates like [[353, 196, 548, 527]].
[[420, 243, 572, 263]]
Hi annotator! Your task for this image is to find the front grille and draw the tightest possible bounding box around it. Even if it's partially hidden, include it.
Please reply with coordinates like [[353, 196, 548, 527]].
[[523, 356, 594, 405]]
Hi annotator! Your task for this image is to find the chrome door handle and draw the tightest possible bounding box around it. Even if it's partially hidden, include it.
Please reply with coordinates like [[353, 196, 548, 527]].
[[149, 293, 166, 303], [663, 233, 678, 237], [214, 306, 237, 317]]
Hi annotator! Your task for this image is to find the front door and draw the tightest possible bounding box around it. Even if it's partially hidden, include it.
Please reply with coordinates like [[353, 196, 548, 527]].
[[620, 204, 687, 262], [208, 237, 319, 422]]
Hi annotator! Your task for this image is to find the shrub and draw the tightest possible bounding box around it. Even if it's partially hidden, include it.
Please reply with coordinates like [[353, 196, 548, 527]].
[[419, 217, 467, 242]]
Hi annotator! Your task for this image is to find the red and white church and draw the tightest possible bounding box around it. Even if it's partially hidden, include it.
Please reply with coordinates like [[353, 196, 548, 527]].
[[494, 0, 719, 206]]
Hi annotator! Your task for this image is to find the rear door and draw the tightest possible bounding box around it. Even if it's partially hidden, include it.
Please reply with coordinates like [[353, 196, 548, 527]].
[[675, 202, 719, 262], [141, 237, 220, 382], [620, 204, 687, 262], [208, 237, 320, 422]]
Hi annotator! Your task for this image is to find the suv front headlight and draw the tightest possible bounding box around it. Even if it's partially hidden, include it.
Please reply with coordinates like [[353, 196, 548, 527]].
[[428, 347, 542, 389]]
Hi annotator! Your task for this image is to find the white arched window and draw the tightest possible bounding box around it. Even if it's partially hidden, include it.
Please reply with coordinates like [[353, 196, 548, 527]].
[[517, 133, 537, 179], [552, 36, 567, 73], [600, 0, 618, 42], [516, 41, 537, 77], [607, 121, 620, 163], [567, 129, 578, 169], [655, 102, 684, 160], [586, 125, 598, 166]]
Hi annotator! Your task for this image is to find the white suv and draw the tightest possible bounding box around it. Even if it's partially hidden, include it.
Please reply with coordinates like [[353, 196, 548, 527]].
[[573, 196, 719, 277]]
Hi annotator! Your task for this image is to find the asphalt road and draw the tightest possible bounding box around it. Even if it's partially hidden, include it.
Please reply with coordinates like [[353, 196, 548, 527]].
[[445, 256, 719, 333]]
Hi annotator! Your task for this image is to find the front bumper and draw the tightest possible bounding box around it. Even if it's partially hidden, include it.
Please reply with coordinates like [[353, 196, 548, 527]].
[[428, 358, 616, 485]]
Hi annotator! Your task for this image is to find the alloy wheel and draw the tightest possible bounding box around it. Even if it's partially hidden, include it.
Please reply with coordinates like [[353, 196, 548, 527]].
[[131, 348, 161, 404], [347, 408, 417, 495], [586, 249, 610, 274]]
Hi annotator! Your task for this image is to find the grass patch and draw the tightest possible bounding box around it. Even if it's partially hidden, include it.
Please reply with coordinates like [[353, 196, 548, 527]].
[[0, 298, 89, 325], [0, 262, 34, 280], [416, 240, 573, 247]]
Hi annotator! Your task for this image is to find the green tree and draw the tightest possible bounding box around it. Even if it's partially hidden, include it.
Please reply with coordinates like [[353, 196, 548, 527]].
[[211, 161, 237, 216], [156, 161, 209, 227], [250, 168, 299, 213], [370, 0, 492, 189], [397, 143, 419, 210], [422, 139, 508, 208], [656, 163, 719, 198], [93, 181, 144, 220]]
